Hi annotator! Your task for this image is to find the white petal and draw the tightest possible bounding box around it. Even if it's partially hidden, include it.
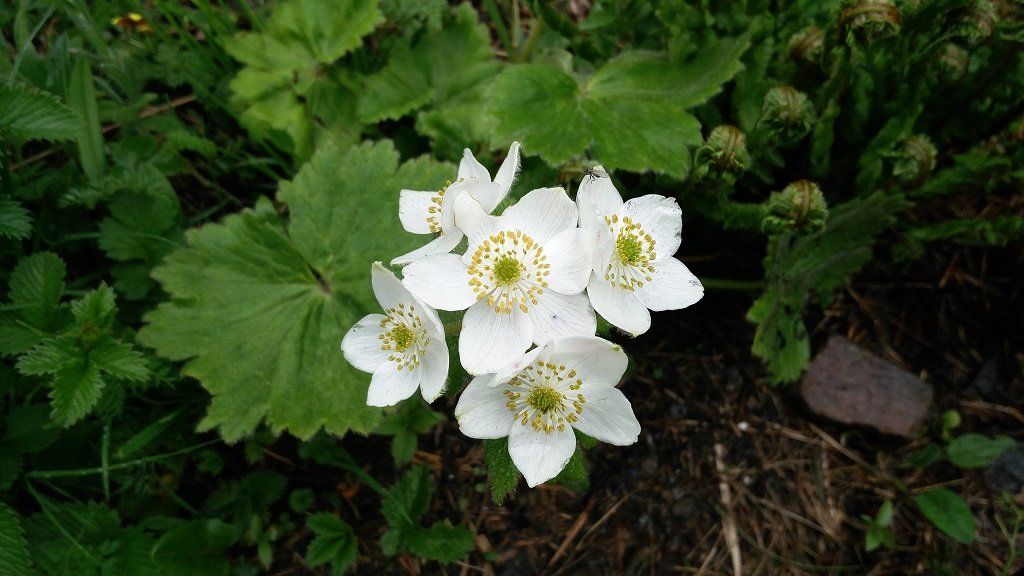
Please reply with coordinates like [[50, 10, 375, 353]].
[[492, 142, 521, 198], [636, 257, 704, 311], [529, 291, 596, 346], [390, 231, 463, 266], [440, 178, 495, 233], [622, 195, 683, 259], [576, 169, 623, 230], [586, 273, 651, 336], [371, 262, 410, 311], [402, 254, 476, 311], [503, 187, 577, 244], [454, 376, 515, 439], [483, 346, 544, 388], [398, 189, 438, 234], [571, 386, 640, 446], [418, 335, 449, 403], [340, 314, 387, 372], [453, 192, 502, 249], [458, 148, 492, 181], [508, 422, 576, 487], [459, 301, 534, 374], [543, 228, 595, 295], [367, 361, 420, 407], [541, 335, 628, 390]]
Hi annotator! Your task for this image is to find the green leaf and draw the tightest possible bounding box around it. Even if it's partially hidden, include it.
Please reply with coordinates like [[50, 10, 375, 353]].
[[0, 199, 33, 239], [139, 140, 454, 441], [407, 521, 475, 564], [224, 0, 381, 157], [946, 433, 1015, 469], [0, 503, 35, 576], [359, 4, 500, 123], [151, 519, 238, 576], [68, 58, 105, 181], [552, 447, 590, 492], [22, 501, 120, 575], [49, 354, 105, 427], [3, 404, 61, 454], [484, 437, 518, 505], [913, 488, 975, 544], [0, 83, 81, 141], [89, 336, 149, 382], [489, 35, 748, 176], [305, 513, 357, 570], [900, 443, 942, 469], [8, 252, 66, 331], [382, 464, 431, 529], [71, 285, 116, 330]]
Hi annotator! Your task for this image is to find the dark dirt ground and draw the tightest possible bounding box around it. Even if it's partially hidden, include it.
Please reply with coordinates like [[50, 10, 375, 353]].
[[268, 220, 1023, 575]]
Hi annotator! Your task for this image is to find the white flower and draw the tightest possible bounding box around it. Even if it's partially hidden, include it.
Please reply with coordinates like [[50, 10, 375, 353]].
[[454, 335, 640, 487], [341, 262, 449, 406], [392, 142, 522, 266], [402, 187, 595, 374], [576, 166, 704, 336]]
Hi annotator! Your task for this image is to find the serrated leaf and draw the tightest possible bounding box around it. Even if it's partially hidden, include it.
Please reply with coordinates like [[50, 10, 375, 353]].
[[0, 199, 33, 239], [0, 502, 35, 576], [16, 337, 74, 376], [106, 526, 160, 576], [151, 519, 237, 576], [407, 521, 475, 564], [0, 444, 24, 490], [22, 501, 120, 576], [49, 355, 105, 427], [225, 0, 380, 158], [8, 252, 66, 331], [914, 488, 975, 544], [484, 437, 518, 505], [489, 35, 748, 176], [382, 464, 431, 529], [139, 141, 454, 441], [359, 4, 500, 123], [71, 285, 116, 329], [0, 83, 81, 141], [89, 336, 149, 382], [946, 433, 1015, 469], [3, 404, 61, 454], [305, 513, 357, 569]]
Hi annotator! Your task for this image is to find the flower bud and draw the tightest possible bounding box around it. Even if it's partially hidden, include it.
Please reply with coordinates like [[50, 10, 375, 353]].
[[695, 125, 750, 181], [788, 26, 826, 65], [951, 0, 996, 47], [936, 43, 970, 82], [762, 180, 829, 235], [759, 86, 815, 144], [888, 134, 937, 188], [840, 0, 901, 45]]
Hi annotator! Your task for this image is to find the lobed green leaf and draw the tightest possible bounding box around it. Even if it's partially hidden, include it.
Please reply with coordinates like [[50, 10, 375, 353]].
[[0, 83, 81, 141]]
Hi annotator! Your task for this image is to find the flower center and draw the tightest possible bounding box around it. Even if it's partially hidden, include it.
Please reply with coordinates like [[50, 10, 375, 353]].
[[526, 387, 563, 413], [378, 303, 429, 372], [426, 180, 453, 234], [492, 255, 524, 286], [503, 360, 586, 435], [603, 214, 657, 292], [467, 229, 549, 315]]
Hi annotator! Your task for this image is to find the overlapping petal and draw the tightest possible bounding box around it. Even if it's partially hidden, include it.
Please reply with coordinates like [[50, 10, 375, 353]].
[[509, 424, 576, 487], [459, 300, 534, 374], [402, 254, 476, 311], [503, 187, 578, 244], [636, 257, 704, 311]]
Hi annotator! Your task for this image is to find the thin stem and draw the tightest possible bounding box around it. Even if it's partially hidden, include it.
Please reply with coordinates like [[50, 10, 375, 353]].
[[483, 0, 513, 58], [27, 439, 221, 479], [443, 321, 462, 337]]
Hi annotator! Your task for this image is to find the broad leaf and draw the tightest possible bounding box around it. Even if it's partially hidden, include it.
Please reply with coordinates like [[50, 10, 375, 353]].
[[488, 35, 749, 176], [484, 437, 519, 504], [151, 519, 237, 576], [914, 488, 975, 544], [139, 140, 454, 441], [8, 252, 66, 331], [360, 3, 501, 151], [224, 0, 381, 157], [407, 521, 475, 563], [0, 83, 81, 141]]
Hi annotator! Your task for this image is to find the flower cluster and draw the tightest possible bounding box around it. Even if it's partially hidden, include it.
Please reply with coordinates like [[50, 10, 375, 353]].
[[341, 143, 704, 487]]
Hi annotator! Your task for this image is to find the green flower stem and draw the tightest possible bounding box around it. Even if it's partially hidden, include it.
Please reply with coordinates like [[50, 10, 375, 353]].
[[26, 438, 222, 479], [483, 0, 513, 58]]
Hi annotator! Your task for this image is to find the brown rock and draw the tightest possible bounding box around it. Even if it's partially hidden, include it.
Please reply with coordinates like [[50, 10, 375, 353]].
[[800, 336, 933, 438]]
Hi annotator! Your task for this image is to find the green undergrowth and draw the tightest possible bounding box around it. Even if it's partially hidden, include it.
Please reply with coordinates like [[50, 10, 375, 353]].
[[1, 0, 1021, 573]]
